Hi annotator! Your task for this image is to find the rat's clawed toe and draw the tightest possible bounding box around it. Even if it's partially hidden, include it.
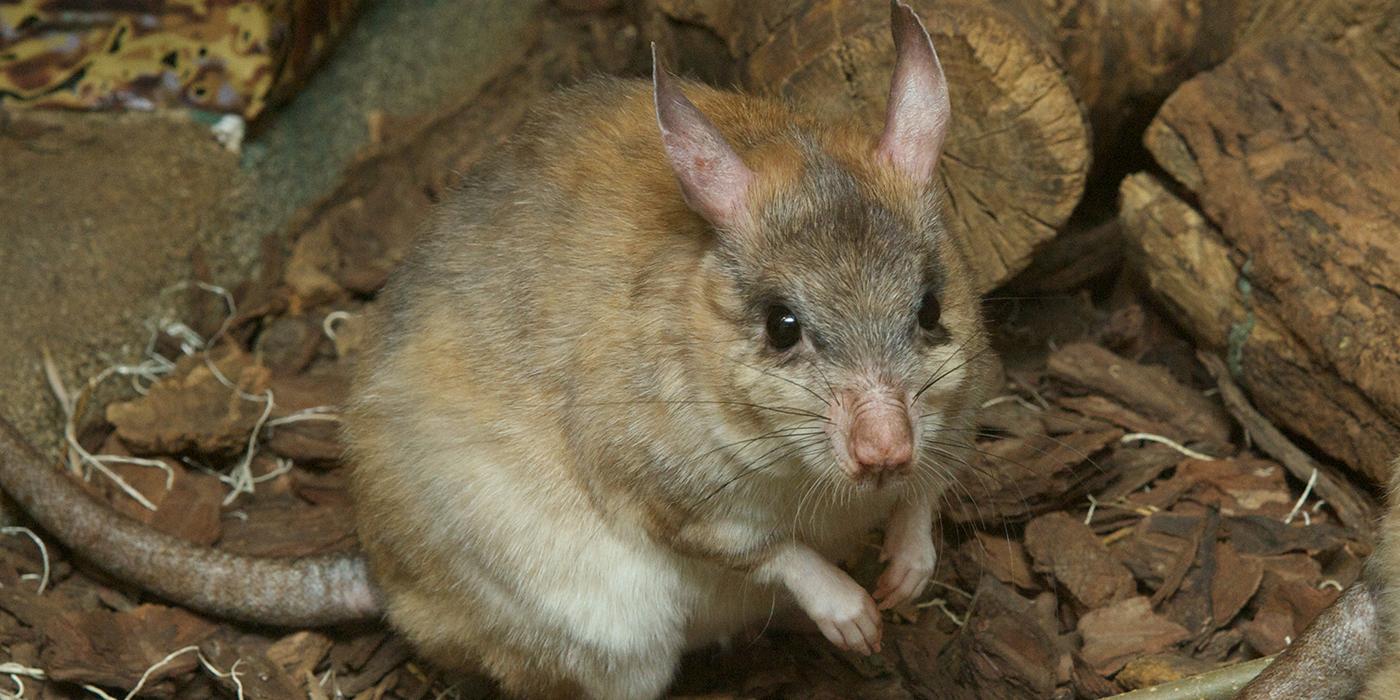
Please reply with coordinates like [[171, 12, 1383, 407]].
[[874, 544, 936, 609], [815, 591, 883, 655], [876, 500, 937, 610]]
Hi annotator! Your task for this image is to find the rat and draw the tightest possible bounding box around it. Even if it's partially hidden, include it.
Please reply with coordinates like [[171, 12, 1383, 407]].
[[1237, 456, 1399, 699], [0, 3, 994, 698]]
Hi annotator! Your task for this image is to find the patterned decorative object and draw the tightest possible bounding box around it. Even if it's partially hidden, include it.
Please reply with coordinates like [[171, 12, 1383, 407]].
[[0, 0, 361, 120]]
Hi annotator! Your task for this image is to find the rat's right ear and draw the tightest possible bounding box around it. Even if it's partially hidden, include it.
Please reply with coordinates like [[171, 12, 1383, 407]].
[[652, 45, 755, 230], [877, 1, 951, 186]]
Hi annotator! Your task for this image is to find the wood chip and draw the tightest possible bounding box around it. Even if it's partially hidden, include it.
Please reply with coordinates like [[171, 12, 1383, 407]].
[[1078, 596, 1191, 675], [947, 429, 1122, 523], [42, 604, 218, 692], [266, 630, 334, 683], [1025, 512, 1135, 609], [956, 531, 1037, 592], [931, 576, 1059, 698], [219, 494, 356, 557], [1199, 352, 1377, 544], [1047, 342, 1230, 445], [106, 347, 271, 457]]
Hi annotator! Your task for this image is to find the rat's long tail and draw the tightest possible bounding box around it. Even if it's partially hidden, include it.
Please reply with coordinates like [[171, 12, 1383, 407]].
[[0, 417, 381, 627]]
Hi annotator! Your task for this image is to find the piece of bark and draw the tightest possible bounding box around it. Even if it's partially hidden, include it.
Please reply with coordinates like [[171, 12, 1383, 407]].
[[928, 576, 1059, 699], [219, 494, 357, 557], [1148, 457, 1294, 520], [1071, 653, 1123, 698], [1114, 526, 1191, 591], [199, 636, 303, 700], [1096, 303, 1149, 359], [1047, 342, 1230, 446], [1078, 596, 1191, 676], [1158, 511, 1234, 644], [1255, 570, 1342, 638], [328, 631, 391, 673], [1151, 509, 1215, 612], [338, 636, 413, 697], [955, 532, 1037, 592], [946, 429, 1122, 524], [975, 399, 1045, 438], [256, 315, 325, 376], [1236, 569, 1342, 659], [1054, 395, 1179, 442], [1259, 553, 1323, 587], [41, 604, 218, 693], [1222, 516, 1348, 557], [105, 347, 272, 457], [1210, 542, 1264, 632], [634, 0, 1090, 292], [264, 368, 350, 465], [1199, 352, 1376, 543], [266, 631, 334, 684], [291, 467, 353, 509], [1240, 609, 1295, 657], [265, 420, 343, 465], [1095, 445, 1183, 503], [88, 433, 225, 545], [1322, 547, 1365, 591], [1117, 652, 1218, 691], [105, 460, 225, 547], [1195, 627, 1245, 663], [1120, 39, 1400, 484], [1024, 511, 1135, 609], [1005, 218, 1123, 294]]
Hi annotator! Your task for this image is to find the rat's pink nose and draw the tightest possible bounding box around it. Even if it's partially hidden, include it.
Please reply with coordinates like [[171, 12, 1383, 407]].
[[849, 404, 913, 475]]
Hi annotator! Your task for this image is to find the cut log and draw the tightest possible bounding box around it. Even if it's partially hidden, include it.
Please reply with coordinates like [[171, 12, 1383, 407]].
[[634, 0, 1091, 293], [1119, 39, 1400, 483], [1042, 0, 1400, 168]]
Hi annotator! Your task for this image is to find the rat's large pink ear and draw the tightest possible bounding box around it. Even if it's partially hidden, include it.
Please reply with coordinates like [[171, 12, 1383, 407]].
[[877, 1, 951, 186], [652, 45, 755, 229]]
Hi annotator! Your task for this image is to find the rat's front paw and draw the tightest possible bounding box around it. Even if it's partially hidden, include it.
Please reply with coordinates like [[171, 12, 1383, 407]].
[[806, 576, 879, 652], [764, 543, 884, 655], [873, 517, 936, 610]]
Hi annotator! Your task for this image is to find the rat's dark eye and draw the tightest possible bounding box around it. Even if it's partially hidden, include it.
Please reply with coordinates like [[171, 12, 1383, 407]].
[[918, 291, 942, 332], [765, 305, 801, 350]]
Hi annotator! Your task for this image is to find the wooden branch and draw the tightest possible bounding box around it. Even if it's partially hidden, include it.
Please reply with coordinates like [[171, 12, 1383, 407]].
[[1199, 352, 1377, 545], [1104, 655, 1274, 700]]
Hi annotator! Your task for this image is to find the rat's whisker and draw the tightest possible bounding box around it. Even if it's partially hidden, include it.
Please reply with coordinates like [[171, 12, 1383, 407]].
[[688, 344, 830, 407], [925, 426, 1109, 476], [693, 435, 828, 510], [915, 339, 993, 400], [555, 398, 827, 421]]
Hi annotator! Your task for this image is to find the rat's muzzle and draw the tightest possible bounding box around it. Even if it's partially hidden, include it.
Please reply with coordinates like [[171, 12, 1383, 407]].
[[841, 390, 914, 480]]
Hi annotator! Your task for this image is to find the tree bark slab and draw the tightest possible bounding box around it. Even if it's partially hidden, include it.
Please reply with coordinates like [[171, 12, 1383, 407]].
[[1043, 0, 1400, 167], [1120, 39, 1400, 482]]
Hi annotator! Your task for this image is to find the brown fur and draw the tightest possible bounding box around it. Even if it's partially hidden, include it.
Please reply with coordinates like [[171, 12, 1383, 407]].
[[345, 74, 991, 699], [1358, 457, 1400, 699]]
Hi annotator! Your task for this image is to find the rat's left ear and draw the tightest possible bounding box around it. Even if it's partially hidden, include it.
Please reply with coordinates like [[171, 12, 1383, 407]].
[[652, 45, 755, 230], [877, 1, 950, 186]]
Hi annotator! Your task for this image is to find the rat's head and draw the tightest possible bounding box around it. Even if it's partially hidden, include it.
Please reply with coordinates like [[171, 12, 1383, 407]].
[[654, 2, 990, 489]]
